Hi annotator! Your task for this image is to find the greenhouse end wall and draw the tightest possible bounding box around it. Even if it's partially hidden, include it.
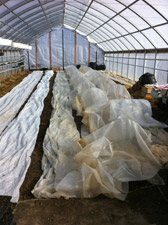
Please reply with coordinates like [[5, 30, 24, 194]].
[[24, 27, 104, 70]]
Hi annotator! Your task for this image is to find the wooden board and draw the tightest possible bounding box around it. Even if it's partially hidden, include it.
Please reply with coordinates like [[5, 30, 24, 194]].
[[141, 92, 152, 99], [52, 67, 60, 71], [141, 86, 153, 94]]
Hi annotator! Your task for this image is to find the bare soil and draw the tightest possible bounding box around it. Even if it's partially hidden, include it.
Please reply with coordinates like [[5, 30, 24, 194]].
[[14, 198, 150, 225], [0, 71, 30, 98]]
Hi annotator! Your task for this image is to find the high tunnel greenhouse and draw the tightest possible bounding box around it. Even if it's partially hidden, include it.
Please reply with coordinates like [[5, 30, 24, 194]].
[[0, 1, 168, 225]]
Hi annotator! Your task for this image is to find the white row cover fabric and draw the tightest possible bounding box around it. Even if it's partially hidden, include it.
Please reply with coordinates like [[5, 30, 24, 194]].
[[51, 72, 72, 113], [0, 70, 53, 202], [0, 71, 43, 135], [74, 87, 108, 115], [73, 67, 166, 128], [1, 1, 168, 51], [33, 66, 168, 201]]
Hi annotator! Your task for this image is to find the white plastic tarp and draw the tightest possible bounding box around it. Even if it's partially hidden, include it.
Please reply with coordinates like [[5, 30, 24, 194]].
[[79, 65, 93, 74], [52, 72, 72, 114], [72, 87, 108, 116], [79, 118, 161, 184]]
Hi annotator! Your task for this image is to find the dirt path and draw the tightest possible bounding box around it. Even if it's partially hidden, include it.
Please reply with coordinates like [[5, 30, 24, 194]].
[[14, 178, 168, 225], [14, 197, 149, 225]]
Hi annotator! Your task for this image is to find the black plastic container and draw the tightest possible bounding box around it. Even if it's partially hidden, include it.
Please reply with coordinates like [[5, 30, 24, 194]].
[[96, 64, 106, 70], [76, 64, 81, 69], [139, 73, 156, 86], [89, 62, 97, 69]]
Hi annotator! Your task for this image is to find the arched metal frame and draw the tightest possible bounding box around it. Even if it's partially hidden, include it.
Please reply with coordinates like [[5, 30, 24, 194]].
[[0, 0, 168, 52]]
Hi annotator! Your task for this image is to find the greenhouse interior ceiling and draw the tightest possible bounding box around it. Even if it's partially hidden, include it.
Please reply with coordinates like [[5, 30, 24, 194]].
[[0, 0, 168, 52]]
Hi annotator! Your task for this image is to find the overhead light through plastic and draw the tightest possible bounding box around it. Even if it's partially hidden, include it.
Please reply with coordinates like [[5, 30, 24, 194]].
[[0, 37, 12, 46], [12, 42, 32, 50], [0, 37, 32, 50]]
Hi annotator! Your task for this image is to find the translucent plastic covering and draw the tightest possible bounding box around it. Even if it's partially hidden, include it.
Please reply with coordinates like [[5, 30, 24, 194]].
[[33, 67, 168, 201], [72, 87, 108, 116], [0, 0, 168, 51], [65, 65, 95, 96], [107, 84, 131, 99], [83, 99, 167, 132], [85, 69, 116, 91], [79, 118, 161, 183]]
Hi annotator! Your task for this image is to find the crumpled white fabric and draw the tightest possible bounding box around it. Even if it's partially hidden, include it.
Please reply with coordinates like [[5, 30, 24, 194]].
[[0, 71, 43, 134], [74, 119, 161, 199], [32, 113, 82, 199], [145, 127, 168, 167], [0, 70, 53, 202], [80, 118, 161, 177]]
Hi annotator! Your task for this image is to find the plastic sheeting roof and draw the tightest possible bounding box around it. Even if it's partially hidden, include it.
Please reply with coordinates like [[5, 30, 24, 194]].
[[0, 0, 168, 51]]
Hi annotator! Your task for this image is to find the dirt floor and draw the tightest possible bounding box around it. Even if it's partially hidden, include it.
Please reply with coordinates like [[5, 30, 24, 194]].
[[14, 169, 168, 225], [0, 71, 30, 98], [0, 71, 168, 225]]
